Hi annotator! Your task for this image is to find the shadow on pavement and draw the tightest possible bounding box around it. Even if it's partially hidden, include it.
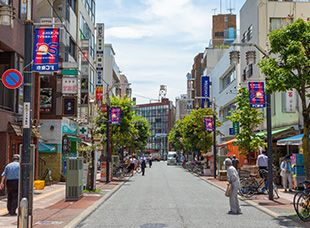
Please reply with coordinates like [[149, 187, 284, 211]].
[[274, 215, 305, 228]]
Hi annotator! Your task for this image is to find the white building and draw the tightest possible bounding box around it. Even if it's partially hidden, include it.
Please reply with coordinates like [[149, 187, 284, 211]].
[[103, 44, 121, 95], [175, 94, 188, 121], [239, 0, 310, 132]]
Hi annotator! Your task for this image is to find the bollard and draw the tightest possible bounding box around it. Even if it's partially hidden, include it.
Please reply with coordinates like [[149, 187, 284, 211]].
[[18, 198, 28, 228]]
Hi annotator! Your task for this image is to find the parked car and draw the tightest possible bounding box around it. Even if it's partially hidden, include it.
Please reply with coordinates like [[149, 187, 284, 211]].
[[167, 151, 177, 165]]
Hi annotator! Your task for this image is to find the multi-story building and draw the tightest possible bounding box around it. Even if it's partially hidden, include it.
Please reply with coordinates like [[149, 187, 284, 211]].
[[239, 0, 310, 132], [118, 74, 132, 98], [175, 94, 188, 121], [103, 44, 121, 95], [34, 0, 96, 180], [0, 1, 40, 183], [191, 53, 204, 109], [212, 13, 236, 47], [135, 98, 175, 158]]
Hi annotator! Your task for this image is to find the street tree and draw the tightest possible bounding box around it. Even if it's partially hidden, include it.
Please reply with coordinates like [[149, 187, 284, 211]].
[[227, 87, 265, 155], [258, 19, 310, 178], [130, 115, 151, 153], [169, 108, 220, 154]]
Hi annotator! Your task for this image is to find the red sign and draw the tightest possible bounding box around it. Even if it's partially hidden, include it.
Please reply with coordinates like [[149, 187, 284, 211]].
[[2, 69, 23, 89], [96, 86, 103, 101]]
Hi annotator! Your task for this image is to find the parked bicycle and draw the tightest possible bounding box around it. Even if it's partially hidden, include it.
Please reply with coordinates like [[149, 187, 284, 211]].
[[294, 180, 310, 222], [238, 169, 279, 199], [112, 163, 131, 178]]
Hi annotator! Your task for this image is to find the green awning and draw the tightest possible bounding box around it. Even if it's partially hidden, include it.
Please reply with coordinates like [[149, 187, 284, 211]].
[[67, 135, 81, 142], [39, 142, 56, 153], [255, 126, 293, 137]]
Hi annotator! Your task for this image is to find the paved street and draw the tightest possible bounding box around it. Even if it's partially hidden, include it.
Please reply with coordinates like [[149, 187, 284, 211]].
[[77, 162, 298, 228]]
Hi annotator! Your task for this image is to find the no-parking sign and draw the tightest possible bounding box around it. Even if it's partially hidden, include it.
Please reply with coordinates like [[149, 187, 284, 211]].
[[1, 69, 23, 89]]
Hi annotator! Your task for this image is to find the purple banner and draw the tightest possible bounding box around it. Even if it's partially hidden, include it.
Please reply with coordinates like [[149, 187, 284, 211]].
[[110, 107, 121, 125], [204, 117, 213, 132], [248, 82, 266, 108]]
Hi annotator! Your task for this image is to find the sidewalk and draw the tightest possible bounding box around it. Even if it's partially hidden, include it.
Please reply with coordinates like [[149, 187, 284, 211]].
[[199, 175, 304, 225], [0, 177, 129, 228]]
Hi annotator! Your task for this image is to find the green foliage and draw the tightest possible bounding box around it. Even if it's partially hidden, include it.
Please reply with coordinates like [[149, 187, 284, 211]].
[[95, 97, 151, 154], [258, 19, 310, 178], [168, 108, 220, 154], [227, 88, 265, 155]]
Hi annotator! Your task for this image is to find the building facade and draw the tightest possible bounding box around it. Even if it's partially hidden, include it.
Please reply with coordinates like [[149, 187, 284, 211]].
[[212, 13, 236, 47], [135, 98, 175, 158], [175, 94, 188, 121]]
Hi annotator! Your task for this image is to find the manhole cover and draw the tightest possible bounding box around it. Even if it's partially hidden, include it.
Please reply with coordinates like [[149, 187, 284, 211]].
[[140, 223, 168, 228], [35, 220, 63, 225]]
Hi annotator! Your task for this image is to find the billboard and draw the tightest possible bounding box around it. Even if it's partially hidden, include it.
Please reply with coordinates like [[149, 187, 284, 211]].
[[33, 28, 60, 72], [248, 82, 266, 108]]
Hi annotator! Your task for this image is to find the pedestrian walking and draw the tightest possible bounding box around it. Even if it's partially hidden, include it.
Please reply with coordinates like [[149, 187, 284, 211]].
[[0, 154, 20, 216], [280, 156, 293, 192], [141, 156, 146, 176], [224, 158, 241, 215], [256, 151, 268, 192], [148, 155, 152, 168], [231, 155, 240, 172], [129, 155, 135, 176]]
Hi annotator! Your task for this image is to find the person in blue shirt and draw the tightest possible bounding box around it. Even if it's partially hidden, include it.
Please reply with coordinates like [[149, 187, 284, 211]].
[[0, 154, 20, 216], [280, 156, 293, 192]]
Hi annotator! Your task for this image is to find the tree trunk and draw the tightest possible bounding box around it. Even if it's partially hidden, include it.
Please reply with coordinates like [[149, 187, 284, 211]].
[[303, 114, 310, 180]]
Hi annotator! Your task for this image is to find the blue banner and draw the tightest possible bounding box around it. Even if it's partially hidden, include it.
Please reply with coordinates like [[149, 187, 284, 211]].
[[248, 82, 266, 108], [201, 76, 210, 108], [33, 28, 60, 72]]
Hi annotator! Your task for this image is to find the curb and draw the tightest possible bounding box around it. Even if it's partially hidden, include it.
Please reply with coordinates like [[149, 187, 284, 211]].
[[64, 178, 130, 228], [196, 174, 295, 219]]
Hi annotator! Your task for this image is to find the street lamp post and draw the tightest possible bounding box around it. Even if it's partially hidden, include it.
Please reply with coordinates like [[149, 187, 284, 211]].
[[20, 0, 33, 227], [230, 43, 273, 200]]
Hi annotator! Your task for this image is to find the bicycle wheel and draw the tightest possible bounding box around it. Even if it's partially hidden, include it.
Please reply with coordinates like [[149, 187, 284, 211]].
[[294, 191, 303, 212], [136, 166, 142, 174], [239, 178, 257, 198], [296, 192, 310, 222]]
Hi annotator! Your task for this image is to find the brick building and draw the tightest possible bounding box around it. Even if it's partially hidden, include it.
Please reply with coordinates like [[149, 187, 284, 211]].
[[212, 14, 236, 47]]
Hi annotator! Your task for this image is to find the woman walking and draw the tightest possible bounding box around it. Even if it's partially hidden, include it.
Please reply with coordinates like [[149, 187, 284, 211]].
[[280, 156, 293, 192], [224, 158, 241, 215]]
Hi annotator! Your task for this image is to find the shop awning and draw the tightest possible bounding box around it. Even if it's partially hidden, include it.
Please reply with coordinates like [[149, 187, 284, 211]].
[[255, 126, 294, 138], [9, 123, 41, 138], [38, 142, 56, 153], [277, 134, 305, 146], [217, 138, 237, 147]]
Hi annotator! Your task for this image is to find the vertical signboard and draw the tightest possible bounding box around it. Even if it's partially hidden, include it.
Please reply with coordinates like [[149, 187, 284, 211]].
[[96, 23, 105, 106], [110, 107, 121, 125], [204, 117, 213, 132], [33, 28, 60, 72], [201, 76, 210, 108], [284, 90, 296, 113], [248, 82, 266, 108]]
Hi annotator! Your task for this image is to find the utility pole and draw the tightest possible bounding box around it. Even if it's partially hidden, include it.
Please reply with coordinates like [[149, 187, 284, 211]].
[[213, 98, 217, 179], [20, 0, 33, 227], [266, 85, 273, 200], [106, 84, 111, 183]]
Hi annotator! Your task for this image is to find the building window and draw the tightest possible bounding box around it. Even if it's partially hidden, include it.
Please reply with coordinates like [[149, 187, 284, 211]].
[[220, 68, 236, 91], [69, 38, 76, 60], [247, 25, 253, 41], [220, 103, 236, 122], [270, 17, 293, 32]]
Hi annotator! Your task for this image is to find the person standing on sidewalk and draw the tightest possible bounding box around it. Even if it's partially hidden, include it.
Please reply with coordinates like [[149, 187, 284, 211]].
[[0, 154, 20, 216], [141, 156, 146, 176], [231, 155, 240, 173], [280, 156, 293, 192], [148, 155, 152, 168], [256, 151, 268, 193], [224, 158, 241, 215]]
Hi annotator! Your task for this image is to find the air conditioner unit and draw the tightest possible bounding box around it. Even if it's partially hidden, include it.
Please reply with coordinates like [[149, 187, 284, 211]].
[[66, 157, 83, 201]]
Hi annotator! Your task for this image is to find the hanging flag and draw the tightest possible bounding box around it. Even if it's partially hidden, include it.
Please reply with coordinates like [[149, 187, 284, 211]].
[[201, 76, 210, 108], [248, 82, 266, 108], [110, 107, 121, 125], [204, 117, 213, 132], [33, 28, 60, 72]]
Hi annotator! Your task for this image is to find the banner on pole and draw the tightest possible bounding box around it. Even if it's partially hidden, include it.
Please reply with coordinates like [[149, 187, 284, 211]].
[[248, 82, 266, 108], [201, 76, 210, 108], [33, 28, 60, 72], [110, 107, 121, 125], [204, 117, 213, 132]]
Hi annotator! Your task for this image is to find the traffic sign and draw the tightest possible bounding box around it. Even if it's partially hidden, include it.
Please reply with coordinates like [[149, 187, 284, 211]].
[[2, 69, 23, 89]]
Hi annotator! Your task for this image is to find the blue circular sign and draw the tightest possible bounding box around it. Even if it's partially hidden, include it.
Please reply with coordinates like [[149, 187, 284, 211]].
[[2, 69, 23, 89]]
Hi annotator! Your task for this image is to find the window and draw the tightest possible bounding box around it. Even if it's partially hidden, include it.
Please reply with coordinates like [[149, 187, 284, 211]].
[[247, 25, 253, 41], [270, 17, 293, 31], [220, 103, 236, 121], [220, 68, 236, 91], [69, 38, 76, 60]]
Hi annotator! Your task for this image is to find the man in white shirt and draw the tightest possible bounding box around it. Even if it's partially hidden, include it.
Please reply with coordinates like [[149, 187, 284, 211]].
[[256, 151, 268, 192]]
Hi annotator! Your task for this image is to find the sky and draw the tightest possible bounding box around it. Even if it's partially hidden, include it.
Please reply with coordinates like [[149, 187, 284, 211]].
[[96, 0, 246, 104]]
